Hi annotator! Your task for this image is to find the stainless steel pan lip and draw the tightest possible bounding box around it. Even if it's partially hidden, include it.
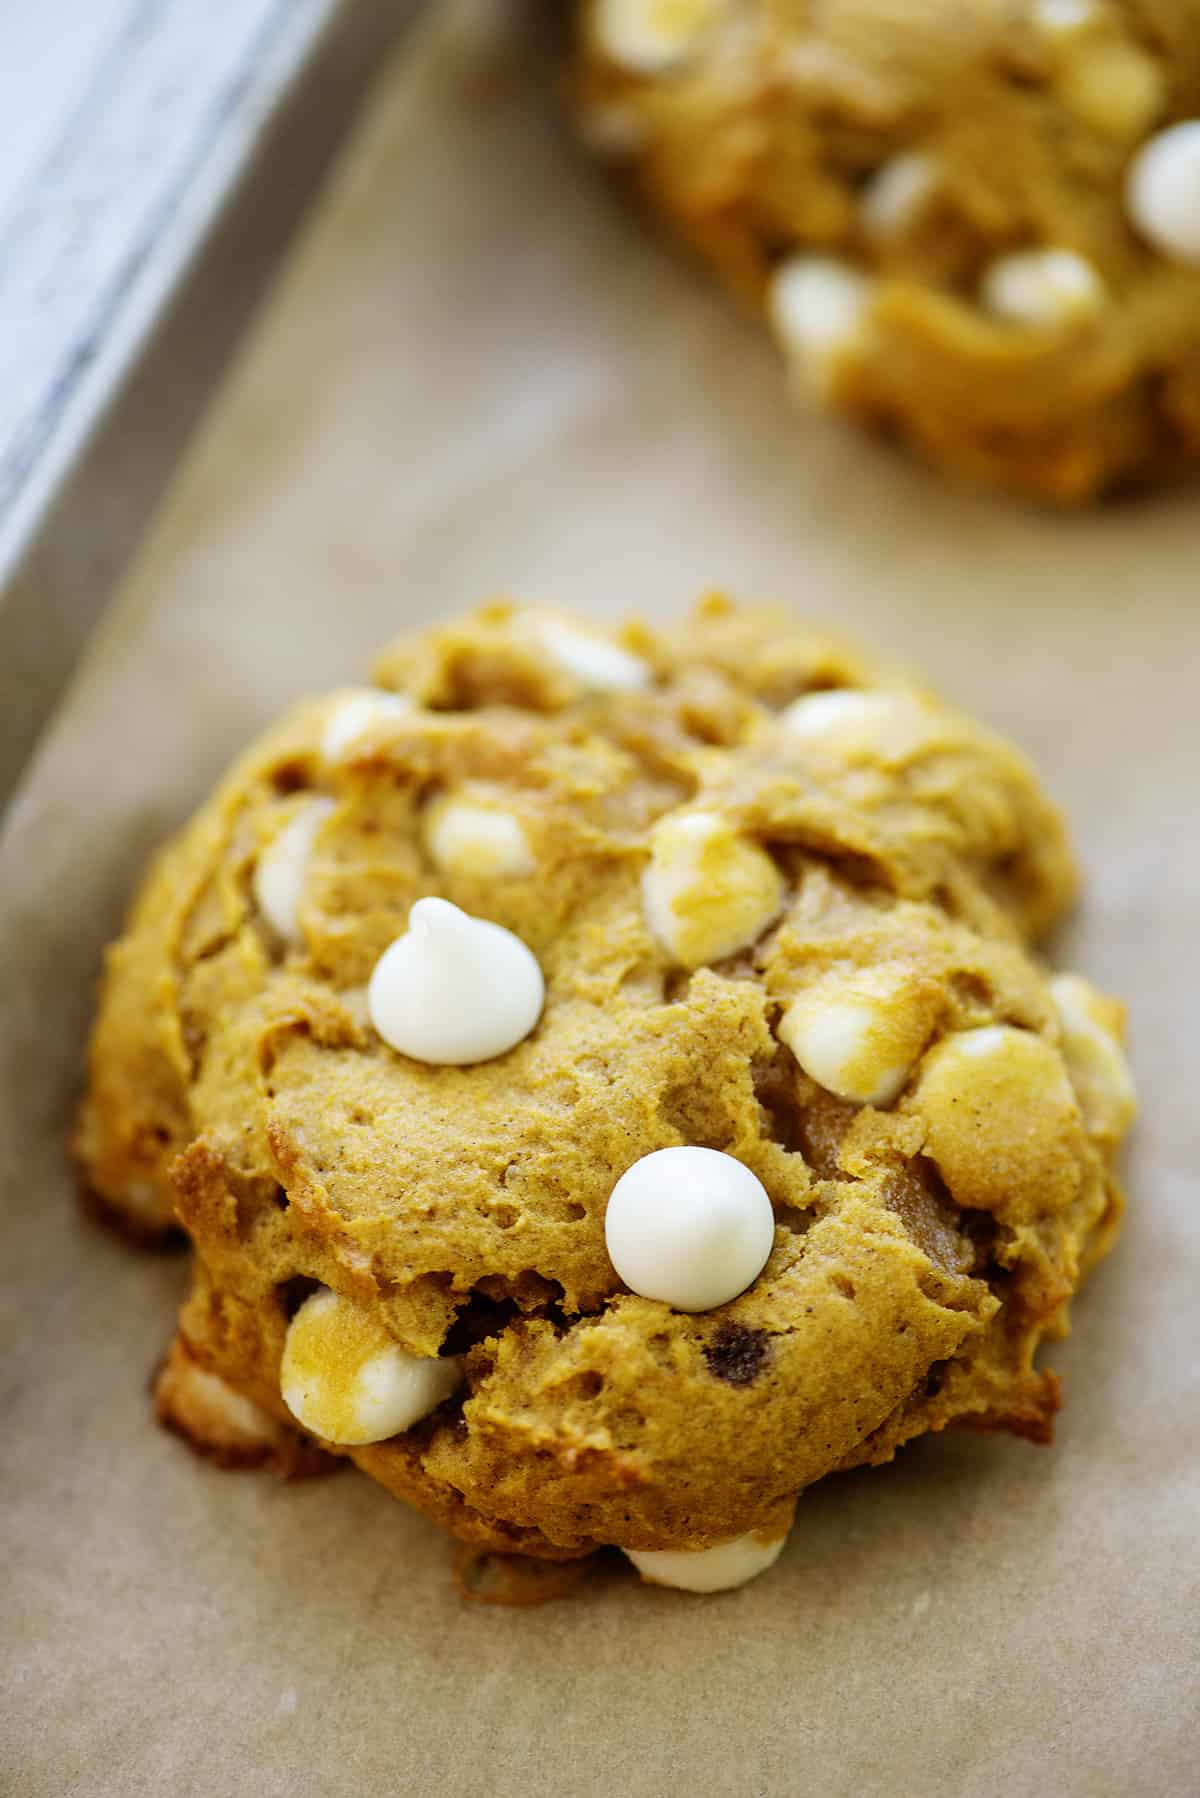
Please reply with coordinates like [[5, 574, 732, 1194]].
[[0, 0, 416, 814]]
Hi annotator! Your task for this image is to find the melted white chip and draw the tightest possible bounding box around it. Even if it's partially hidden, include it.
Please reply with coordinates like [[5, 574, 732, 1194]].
[[1057, 41, 1164, 143], [767, 256, 872, 397], [253, 796, 336, 944], [642, 810, 784, 968], [605, 1145, 775, 1312], [980, 248, 1106, 327], [1126, 120, 1200, 267], [592, 0, 725, 74], [190, 1366, 275, 1439], [625, 1529, 788, 1592], [281, 1288, 462, 1446], [780, 969, 928, 1108], [861, 152, 940, 238], [1050, 972, 1136, 1140], [526, 614, 652, 693], [321, 689, 411, 762], [423, 797, 535, 880], [367, 897, 544, 1065]]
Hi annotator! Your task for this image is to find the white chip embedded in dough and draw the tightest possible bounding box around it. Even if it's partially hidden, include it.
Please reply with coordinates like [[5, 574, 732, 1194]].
[[780, 969, 929, 1107], [980, 249, 1106, 327], [767, 256, 872, 398], [423, 797, 535, 880], [605, 1145, 776, 1312], [523, 613, 652, 693], [861, 153, 940, 238], [1050, 972, 1136, 1140], [253, 795, 336, 944], [281, 1287, 463, 1446], [642, 810, 784, 968], [592, 0, 726, 75], [1032, 0, 1100, 36], [779, 687, 927, 755], [321, 689, 412, 762], [1057, 41, 1164, 142]]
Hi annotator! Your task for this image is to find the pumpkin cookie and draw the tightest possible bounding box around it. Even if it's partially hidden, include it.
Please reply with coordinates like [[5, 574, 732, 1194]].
[[76, 599, 1133, 1591]]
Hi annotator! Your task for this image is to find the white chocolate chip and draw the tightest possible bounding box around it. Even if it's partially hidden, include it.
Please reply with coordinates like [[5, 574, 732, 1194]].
[[281, 1288, 462, 1446], [980, 249, 1106, 327], [423, 796, 535, 880], [186, 1363, 279, 1440], [1032, 0, 1099, 35], [591, 0, 725, 74], [767, 256, 872, 398], [253, 796, 335, 944], [1050, 973, 1136, 1141], [860, 152, 940, 239], [779, 688, 927, 756], [155, 1339, 293, 1463], [625, 1528, 788, 1592], [604, 1145, 776, 1312], [523, 615, 652, 694], [321, 689, 411, 763], [1057, 40, 1165, 142], [642, 810, 784, 969], [913, 1024, 1083, 1220], [779, 968, 930, 1108], [160, 1341, 284, 1452], [1126, 121, 1200, 267], [367, 897, 544, 1065]]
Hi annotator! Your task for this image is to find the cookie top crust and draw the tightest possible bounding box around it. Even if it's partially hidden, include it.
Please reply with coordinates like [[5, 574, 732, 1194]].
[[77, 599, 1129, 1555]]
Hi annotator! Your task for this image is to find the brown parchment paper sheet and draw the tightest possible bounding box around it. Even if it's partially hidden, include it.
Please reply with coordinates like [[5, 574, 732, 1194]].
[[2, 2, 1198, 1791]]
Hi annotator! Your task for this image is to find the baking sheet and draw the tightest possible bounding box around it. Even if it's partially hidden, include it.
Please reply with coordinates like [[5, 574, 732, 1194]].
[[2, 0, 1197, 1791]]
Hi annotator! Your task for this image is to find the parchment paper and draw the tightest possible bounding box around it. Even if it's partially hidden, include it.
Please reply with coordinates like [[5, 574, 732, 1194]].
[[2, 2, 1197, 1791]]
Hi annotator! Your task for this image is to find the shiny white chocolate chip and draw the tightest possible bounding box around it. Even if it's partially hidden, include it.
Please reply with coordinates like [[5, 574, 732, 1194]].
[[525, 614, 652, 693], [779, 687, 926, 755], [779, 969, 929, 1107], [625, 1529, 788, 1592], [367, 897, 544, 1064], [642, 810, 784, 969], [281, 1288, 462, 1446], [423, 796, 535, 880], [605, 1145, 776, 1312], [768, 256, 871, 398], [860, 152, 940, 238], [591, 0, 725, 74], [321, 689, 411, 762], [980, 248, 1106, 327], [253, 796, 336, 944], [1056, 41, 1164, 142], [1050, 973, 1136, 1140], [1126, 121, 1200, 267]]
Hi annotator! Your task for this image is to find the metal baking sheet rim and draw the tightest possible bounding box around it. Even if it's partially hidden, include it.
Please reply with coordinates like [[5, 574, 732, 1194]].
[[0, 0, 416, 812]]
